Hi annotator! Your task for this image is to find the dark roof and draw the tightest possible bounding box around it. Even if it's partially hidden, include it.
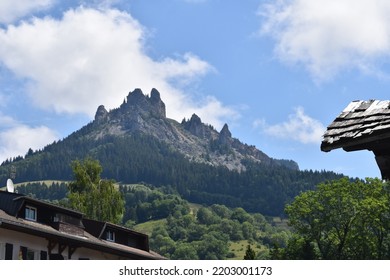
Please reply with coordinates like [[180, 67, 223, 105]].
[[0, 190, 83, 218], [321, 100, 390, 152], [0, 210, 162, 259], [0, 190, 163, 259], [83, 218, 148, 240], [15, 195, 84, 217], [82, 218, 150, 251], [0, 191, 24, 215]]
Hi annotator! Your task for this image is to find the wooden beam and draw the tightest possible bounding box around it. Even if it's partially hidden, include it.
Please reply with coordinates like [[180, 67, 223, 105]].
[[375, 154, 390, 180], [47, 240, 57, 255], [68, 246, 77, 260], [58, 243, 67, 254]]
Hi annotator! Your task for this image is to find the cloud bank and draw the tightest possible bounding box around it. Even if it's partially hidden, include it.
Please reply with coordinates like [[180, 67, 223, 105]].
[[260, 0, 390, 81], [0, 5, 239, 161], [0, 7, 236, 127], [254, 107, 325, 144], [0, 0, 54, 24], [0, 114, 58, 162]]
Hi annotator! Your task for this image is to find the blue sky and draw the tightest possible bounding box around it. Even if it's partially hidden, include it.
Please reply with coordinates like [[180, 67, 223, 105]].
[[1, 0, 390, 179]]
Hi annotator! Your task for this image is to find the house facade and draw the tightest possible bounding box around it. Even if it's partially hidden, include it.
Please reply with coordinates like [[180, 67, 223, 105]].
[[0, 190, 162, 260]]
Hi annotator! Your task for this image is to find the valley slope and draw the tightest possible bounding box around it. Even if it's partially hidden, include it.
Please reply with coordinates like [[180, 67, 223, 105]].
[[0, 88, 342, 215]]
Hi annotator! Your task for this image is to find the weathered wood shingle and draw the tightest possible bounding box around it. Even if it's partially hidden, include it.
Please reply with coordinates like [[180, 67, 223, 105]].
[[321, 100, 390, 179], [321, 100, 390, 152]]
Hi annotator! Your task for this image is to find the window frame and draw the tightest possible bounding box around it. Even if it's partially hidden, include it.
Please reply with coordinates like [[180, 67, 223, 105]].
[[25, 205, 37, 221], [106, 230, 115, 242], [26, 248, 37, 260], [20, 246, 39, 260]]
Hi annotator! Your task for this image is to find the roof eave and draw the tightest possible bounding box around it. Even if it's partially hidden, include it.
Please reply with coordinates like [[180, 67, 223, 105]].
[[0, 217, 160, 260]]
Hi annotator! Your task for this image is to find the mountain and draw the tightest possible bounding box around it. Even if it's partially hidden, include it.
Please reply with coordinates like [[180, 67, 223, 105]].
[[90, 88, 298, 172], [0, 88, 342, 215]]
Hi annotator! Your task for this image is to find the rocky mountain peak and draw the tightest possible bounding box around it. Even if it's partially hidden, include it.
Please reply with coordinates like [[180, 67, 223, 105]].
[[89, 88, 298, 172], [190, 113, 202, 125], [149, 88, 166, 118], [94, 105, 109, 123], [120, 88, 166, 119], [183, 114, 210, 139], [219, 123, 232, 145]]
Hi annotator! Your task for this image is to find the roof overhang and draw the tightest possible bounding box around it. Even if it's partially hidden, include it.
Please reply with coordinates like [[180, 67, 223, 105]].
[[0, 214, 161, 260]]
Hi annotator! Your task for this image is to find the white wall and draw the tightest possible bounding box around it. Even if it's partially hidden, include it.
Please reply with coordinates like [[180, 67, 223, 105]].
[[0, 228, 122, 260]]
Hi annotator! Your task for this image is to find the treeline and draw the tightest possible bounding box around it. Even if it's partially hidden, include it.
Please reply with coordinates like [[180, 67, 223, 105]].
[[16, 182, 68, 201], [0, 133, 343, 216]]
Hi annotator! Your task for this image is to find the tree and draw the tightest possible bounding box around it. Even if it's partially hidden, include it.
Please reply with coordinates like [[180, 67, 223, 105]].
[[244, 245, 256, 260], [231, 207, 253, 223], [283, 235, 317, 260], [172, 243, 199, 260], [196, 232, 229, 259], [210, 204, 231, 219], [67, 158, 125, 224], [285, 178, 390, 259], [196, 207, 220, 225]]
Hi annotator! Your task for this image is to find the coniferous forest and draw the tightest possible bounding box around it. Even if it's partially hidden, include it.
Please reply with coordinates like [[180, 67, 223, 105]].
[[0, 133, 342, 217]]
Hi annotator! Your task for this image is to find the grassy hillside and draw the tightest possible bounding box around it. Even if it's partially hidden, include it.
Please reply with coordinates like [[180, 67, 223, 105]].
[[133, 219, 167, 236], [228, 240, 268, 260]]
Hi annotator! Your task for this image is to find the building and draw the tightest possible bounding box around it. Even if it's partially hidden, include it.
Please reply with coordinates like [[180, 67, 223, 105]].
[[321, 99, 390, 179], [0, 190, 163, 260]]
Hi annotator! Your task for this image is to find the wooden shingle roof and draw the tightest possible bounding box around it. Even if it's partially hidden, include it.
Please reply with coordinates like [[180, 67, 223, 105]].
[[321, 100, 390, 153]]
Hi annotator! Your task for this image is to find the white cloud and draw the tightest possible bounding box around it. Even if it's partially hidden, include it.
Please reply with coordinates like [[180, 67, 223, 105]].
[[254, 107, 325, 144], [0, 113, 16, 128], [192, 96, 240, 128], [259, 0, 390, 81], [0, 0, 54, 24], [0, 7, 234, 129], [0, 114, 58, 161]]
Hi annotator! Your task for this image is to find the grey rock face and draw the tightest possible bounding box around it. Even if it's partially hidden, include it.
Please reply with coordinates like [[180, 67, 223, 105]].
[[90, 88, 298, 172]]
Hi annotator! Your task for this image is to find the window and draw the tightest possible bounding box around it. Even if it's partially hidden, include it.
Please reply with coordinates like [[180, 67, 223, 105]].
[[25, 205, 37, 221], [19, 246, 38, 260], [40, 251, 48, 260], [5, 243, 13, 260], [106, 230, 115, 242], [1, 243, 14, 260], [26, 249, 36, 260]]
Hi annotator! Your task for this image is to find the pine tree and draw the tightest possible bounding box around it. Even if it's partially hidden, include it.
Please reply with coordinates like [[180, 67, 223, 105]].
[[244, 245, 256, 260]]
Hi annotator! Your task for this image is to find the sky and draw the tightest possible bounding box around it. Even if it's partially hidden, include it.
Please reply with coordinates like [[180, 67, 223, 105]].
[[1, 0, 390, 179]]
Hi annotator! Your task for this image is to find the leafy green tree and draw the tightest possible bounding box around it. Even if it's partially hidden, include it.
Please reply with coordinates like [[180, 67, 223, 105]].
[[196, 232, 229, 259], [67, 158, 125, 224], [231, 207, 253, 223], [242, 221, 256, 240], [286, 177, 390, 259], [172, 243, 199, 260], [283, 235, 317, 260], [210, 204, 231, 219], [196, 207, 220, 225]]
